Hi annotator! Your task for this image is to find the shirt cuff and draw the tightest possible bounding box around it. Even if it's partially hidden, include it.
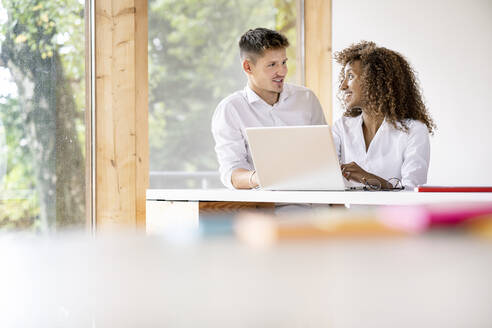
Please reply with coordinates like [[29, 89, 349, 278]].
[[222, 169, 235, 190]]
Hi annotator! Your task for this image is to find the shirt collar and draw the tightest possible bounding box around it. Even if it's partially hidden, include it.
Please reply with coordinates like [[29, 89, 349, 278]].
[[245, 83, 292, 105], [278, 83, 292, 103], [245, 84, 262, 104], [356, 113, 388, 130], [356, 113, 364, 126]]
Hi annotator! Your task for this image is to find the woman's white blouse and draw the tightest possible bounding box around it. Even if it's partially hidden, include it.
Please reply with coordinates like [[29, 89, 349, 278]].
[[332, 115, 430, 188]]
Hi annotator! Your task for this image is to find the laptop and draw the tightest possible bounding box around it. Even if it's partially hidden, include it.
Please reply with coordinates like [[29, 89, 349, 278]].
[[246, 125, 354, 191]]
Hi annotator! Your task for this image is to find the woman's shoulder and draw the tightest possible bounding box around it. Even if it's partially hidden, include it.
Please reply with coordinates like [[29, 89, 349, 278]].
[[404, 119, 429, 134], [391, 119, 429, 137]]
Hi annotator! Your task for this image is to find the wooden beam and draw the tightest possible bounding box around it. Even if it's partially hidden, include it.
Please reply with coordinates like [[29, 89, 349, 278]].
[[85, 0, 93, 231], [304, 0, 332, 124], [95, 0, 148, 231], [135, 0, 149, 230], [296, 0, 304, 85]]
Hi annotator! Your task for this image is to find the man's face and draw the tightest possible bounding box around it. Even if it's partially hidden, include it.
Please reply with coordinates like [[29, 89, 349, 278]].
[[246, 48, 288, 96], [340, 60, 363, 110]]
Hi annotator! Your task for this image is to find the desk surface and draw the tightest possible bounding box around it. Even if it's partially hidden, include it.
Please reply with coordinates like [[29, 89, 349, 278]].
[[147, 188, 492, 205]]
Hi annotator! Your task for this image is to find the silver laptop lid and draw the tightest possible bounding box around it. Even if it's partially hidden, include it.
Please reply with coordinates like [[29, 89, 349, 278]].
[[245, 125, 347, 191]]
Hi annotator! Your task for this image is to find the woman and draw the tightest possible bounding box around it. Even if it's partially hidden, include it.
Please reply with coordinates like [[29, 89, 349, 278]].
[[333, 41, 435, 189]]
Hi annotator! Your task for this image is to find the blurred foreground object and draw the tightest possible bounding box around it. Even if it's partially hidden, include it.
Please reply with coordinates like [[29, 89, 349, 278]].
[[235, 209, 403, 247], [236, 203, 492, 246], [381, 203, 492, 233], [1, 230, 492, 327]]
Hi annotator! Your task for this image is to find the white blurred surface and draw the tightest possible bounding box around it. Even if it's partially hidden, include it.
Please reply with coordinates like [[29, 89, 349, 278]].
[[1, 232, 492, 327]]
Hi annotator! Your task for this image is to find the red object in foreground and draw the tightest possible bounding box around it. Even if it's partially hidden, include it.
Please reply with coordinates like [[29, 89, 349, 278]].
[[415, 186, 492, 192]]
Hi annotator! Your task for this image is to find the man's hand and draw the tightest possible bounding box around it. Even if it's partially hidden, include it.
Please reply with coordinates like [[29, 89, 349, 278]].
[[250, 170, 259, 187], [231, 168, 259, 189]]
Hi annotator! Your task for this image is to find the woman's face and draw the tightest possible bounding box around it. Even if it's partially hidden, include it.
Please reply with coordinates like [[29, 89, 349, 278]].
[[340, 60, 363, 110]]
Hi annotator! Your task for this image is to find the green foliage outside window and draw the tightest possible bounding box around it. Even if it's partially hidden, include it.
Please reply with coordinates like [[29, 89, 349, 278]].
[[0, 0, 85, 231]]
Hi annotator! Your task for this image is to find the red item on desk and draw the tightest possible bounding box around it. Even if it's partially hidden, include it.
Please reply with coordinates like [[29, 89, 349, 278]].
[[415, 186, 492, 192]]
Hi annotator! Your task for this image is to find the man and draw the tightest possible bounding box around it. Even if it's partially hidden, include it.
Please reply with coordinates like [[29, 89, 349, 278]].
[[211, 27, 326, 189]]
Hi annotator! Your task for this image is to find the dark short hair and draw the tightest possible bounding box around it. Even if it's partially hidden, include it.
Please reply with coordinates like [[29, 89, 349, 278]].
[[239, 28, 289, 63]]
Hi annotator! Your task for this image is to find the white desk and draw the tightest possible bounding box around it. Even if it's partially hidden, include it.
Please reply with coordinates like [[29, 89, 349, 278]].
[[147, 188, 492, 205], [146, 189, 492, 234]]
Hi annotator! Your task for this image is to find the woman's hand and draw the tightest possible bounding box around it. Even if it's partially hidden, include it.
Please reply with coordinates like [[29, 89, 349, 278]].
[[340, 162, 368, 184], [341, 162, 393, 189]]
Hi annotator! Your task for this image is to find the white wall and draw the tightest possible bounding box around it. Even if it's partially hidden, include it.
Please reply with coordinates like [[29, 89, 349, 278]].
[[332, 0, 492, 186]]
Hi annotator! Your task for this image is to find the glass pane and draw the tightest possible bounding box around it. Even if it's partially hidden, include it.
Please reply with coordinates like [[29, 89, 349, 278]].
[[0, 0, 86, 231], [149, 0, 300, 188]]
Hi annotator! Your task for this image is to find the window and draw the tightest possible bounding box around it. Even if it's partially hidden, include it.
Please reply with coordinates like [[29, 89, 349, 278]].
[[148, 0, 301, 188], [0, 0, 86, 231]]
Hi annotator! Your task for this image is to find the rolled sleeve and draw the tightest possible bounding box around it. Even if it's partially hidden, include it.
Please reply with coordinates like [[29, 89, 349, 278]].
[[211, 102, 252, 189], [401, 122, 430, 188]]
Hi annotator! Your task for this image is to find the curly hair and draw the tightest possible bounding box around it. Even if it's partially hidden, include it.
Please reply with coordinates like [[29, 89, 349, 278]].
[[334, 41, 435, 134]]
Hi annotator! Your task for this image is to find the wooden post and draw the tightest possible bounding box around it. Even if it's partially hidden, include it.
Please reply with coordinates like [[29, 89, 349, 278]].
[[304, 0, 332, 124], [85, 0, 93, 231], [94, 0, 148, 231], [135, 0, 149, 230]]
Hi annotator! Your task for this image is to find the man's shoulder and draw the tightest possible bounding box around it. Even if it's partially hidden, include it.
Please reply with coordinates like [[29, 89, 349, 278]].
[[216, 89, 248, 110], [284, 82, 315, 96], [212, 89, 249, 128]]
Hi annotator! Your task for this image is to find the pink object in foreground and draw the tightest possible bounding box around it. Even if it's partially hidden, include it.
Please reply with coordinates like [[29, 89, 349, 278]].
[[379, 203, 492, 233]]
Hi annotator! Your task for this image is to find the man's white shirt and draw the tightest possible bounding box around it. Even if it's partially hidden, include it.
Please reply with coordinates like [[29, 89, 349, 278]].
[[211, 83, 326, 189], [332, 115, 430, 188]]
